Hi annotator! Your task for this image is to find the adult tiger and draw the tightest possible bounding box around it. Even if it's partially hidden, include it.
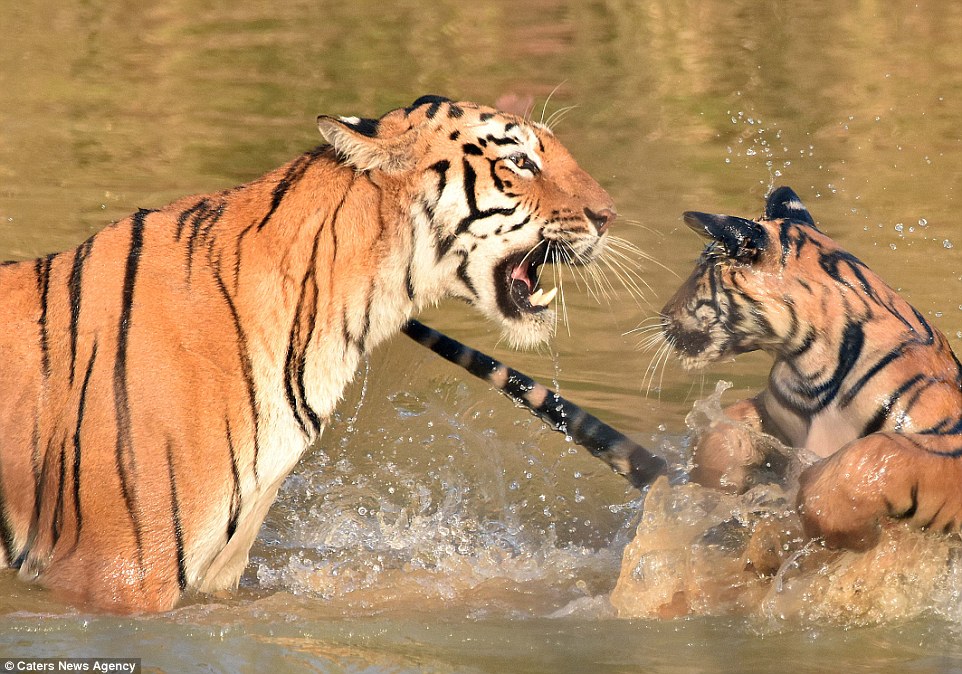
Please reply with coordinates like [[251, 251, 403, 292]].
[[661, 186, 962, 551], [0, 95, 617, 612]]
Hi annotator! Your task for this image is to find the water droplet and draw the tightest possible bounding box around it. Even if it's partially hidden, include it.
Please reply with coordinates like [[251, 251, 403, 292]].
[[919, 218, 928, 227], [944, 240, 955, 249]]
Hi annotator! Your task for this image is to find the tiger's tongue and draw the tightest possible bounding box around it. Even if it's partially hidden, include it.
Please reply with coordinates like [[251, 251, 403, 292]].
[[510, 263, 557, 308], [510, 263, 533, 291]]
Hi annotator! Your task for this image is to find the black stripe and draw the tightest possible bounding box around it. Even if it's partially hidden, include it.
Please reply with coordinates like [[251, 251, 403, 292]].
[[24, 433, 57, 572], [429, 159, 450, 195], [485, 135, 518, 147], [175, 199, 207, 242], [68, 239, 94, 385], [455, 159, 518, 235], [71, 340, 98, 545], [52, 439, 67, 547], [34, 254, 54, 378], [284, 228, 325, 437], [209, 258, 261, 483], [224, 419, 241, 541], [779, 222, 794, 264], [862, 405, 889, 436], [488, 158, 505, 192], [165, 440, 188, 591], [256, 147, 326, 231], [231, 147, 330, 291], [180, 199, 226, 281], [455, 254, 477, 298], [406, 205, 421, 301], [114, 209, 152, 566], [786, 320, 865, 413]]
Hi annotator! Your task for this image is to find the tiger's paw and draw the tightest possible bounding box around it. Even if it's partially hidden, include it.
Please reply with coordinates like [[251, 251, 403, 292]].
[[690, 422, 761, 494]]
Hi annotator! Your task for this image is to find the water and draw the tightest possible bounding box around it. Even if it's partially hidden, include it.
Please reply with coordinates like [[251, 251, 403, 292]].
[[4, 1, 962, 671]]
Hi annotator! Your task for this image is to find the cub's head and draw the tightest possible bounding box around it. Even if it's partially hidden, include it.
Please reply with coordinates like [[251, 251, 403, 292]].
[[662, 186, 861, 369], [317, 95, 615, 348]]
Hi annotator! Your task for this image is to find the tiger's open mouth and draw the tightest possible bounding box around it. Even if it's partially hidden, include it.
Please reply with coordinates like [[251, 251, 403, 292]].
[[494, 252, 558, 319]]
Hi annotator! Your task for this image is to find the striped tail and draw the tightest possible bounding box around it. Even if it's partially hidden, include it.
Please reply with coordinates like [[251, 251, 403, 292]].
[[401, 319, 667, 490]]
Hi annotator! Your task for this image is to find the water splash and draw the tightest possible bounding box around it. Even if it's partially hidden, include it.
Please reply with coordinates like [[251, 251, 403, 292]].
[[255, 375, 962, 626], [252, 378, 629, 618], [610, 381, 962, 626]]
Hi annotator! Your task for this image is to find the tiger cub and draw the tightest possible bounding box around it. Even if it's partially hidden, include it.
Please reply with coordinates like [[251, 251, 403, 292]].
[[662, 186, 962, 551], [0, 95, 616, 611]]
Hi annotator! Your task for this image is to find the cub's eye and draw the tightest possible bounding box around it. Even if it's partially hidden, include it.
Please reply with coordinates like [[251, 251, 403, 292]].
[[506, 152, 540, 175]]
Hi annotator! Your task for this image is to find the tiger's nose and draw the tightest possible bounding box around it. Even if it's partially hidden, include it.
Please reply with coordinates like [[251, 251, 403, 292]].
[[584, 207, 616, 234]]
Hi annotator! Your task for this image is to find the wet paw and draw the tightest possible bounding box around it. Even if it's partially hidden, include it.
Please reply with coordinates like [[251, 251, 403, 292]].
[[796, 453, 886, 551]]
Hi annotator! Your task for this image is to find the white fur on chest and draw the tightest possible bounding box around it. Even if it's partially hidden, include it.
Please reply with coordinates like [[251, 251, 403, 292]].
[[803, 405, 863, 458]]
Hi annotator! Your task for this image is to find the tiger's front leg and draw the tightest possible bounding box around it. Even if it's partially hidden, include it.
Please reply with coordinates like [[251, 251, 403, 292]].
[[690, 395, 774, 493], [798, 433, 962, 550]]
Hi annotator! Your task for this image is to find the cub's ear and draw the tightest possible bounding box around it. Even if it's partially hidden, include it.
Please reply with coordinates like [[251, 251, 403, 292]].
[[764, 186, 816, 226], [317, 114, 414, 173], [683, 211, 769, 261]]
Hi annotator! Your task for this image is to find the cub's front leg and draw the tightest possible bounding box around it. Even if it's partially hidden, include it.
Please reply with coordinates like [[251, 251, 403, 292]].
[[690, 395, 781, 493], [798, 433, 962, 550]]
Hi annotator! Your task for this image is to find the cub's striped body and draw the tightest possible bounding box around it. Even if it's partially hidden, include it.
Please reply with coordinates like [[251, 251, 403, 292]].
[[0, 96, 616, 611], [402, 319, 667, 488], [662, 187, 962, 550]]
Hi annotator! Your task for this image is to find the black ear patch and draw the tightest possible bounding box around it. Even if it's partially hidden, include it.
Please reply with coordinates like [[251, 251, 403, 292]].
[[343, 117, 380, 138], [765, 186, 816, 226], [683, 211, 769, 261]]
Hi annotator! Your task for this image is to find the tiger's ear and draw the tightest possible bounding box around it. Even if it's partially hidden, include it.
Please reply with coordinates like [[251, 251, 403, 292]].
[[765, 186, 816, 226], [683, 211, 769, 262], [317, 114, 414, 173]]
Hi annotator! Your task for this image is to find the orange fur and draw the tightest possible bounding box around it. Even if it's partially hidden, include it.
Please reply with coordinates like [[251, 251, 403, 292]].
[[0, 96, 615, 611]]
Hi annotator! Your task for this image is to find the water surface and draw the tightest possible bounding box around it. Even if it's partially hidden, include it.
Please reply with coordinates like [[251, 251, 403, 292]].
[[3, 1, 962, 671]]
